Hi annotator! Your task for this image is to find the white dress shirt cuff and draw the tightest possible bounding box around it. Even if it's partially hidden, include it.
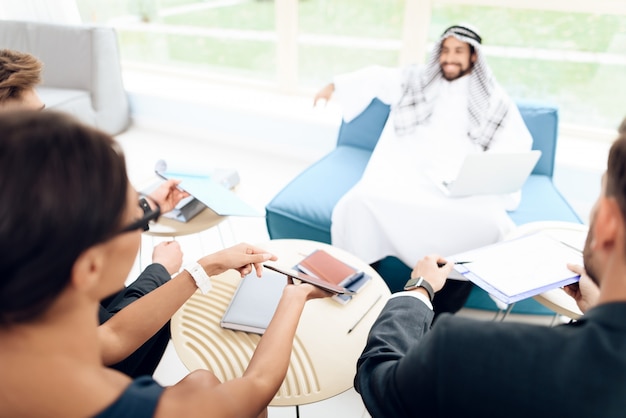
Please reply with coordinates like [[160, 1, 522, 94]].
[[389, 290, 434, 310]]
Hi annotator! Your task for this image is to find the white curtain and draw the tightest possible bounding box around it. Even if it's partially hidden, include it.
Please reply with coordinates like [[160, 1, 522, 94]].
[[0, 0, 81, 23]]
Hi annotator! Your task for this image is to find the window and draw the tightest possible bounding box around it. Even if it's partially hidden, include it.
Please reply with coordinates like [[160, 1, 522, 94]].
[[76, 0, 625, 131], [430, 4, 626, 130]]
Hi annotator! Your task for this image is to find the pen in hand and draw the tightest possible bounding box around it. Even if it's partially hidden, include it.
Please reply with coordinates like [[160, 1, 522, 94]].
[[437, 261, 471, 267]]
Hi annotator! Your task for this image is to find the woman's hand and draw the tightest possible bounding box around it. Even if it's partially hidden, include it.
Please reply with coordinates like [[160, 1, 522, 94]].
[[149, 179, 190, 213], [198, 243, 277, 278]]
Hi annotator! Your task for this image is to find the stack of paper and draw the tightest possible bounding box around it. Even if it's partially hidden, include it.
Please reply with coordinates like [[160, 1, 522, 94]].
[[450, 232, 583, 304]]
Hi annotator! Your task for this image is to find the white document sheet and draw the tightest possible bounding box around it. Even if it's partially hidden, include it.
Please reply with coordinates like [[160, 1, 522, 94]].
[[450, 232, 583, 304]]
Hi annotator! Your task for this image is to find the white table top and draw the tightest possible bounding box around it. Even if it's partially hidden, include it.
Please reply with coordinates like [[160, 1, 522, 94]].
[[170, 239, 391, 406]]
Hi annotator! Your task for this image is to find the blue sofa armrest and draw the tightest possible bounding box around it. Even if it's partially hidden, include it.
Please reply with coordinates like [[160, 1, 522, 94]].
[[517, 100, 559, 177], [336, 98, 390, 150], [507, 101, 583, 225]]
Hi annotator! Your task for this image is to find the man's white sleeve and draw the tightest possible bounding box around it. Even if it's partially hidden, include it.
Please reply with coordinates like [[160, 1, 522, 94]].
[[332, 65, 403, 123]]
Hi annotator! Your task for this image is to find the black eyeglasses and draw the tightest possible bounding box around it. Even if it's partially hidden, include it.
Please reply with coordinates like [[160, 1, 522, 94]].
[[119, 197, 161, 233]]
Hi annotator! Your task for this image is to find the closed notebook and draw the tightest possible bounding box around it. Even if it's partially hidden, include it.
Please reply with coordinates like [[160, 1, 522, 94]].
[[296, 249, 363, 287], [296, 249, 370, 305], [220, 269, 286, 335]]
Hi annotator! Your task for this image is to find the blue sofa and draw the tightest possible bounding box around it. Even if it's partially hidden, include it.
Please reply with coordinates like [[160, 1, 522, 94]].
[[265, 99, 582, 314]]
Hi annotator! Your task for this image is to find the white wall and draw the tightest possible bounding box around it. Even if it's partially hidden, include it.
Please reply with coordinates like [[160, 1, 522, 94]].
[[0, 0, 81, 23]]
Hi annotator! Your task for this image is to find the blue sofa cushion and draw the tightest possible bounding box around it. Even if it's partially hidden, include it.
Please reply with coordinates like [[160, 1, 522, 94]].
[[508, 175, 582, 225], [265, 146, 372, 243]]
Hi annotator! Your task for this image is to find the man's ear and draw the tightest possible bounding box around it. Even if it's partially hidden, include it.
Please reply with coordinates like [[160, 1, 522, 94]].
[[592, 197, 623, 253], [471, 52, 477, 64], [70, 246, 106, 293]]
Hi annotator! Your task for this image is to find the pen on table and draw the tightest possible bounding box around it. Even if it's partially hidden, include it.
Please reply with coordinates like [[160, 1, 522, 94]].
[[347, 294, 382, 334]]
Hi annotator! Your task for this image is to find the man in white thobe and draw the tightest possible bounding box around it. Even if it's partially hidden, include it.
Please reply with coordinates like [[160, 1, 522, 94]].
[[314, 24, 533, 314]]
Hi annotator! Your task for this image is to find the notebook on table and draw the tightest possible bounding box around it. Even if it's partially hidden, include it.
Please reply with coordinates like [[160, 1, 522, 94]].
[[432, 150, 541, 197], [295, 249, 371, 304], [220, 269, 287, 335]]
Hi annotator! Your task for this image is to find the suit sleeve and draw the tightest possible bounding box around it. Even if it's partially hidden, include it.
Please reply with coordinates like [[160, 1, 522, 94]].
[[355, 295, 438, 417]]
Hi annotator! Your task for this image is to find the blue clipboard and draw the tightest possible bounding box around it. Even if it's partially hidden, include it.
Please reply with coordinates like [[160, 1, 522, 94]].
[[156, 170, 262, 217]]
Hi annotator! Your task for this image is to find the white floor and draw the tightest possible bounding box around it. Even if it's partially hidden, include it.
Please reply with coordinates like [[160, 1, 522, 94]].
[[115, 111, 607, 417]]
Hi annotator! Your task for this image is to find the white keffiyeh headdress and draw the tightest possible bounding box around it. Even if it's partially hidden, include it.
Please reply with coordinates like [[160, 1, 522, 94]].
[[393, 24, 512, 150]]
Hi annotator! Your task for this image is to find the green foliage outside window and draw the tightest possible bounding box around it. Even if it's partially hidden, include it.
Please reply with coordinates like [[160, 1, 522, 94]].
[[76, 0, 626, 130]]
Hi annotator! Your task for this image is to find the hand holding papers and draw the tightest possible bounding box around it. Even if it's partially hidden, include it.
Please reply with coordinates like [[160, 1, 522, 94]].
[[449, 232, 583, 304], [155, 159, 261, 217]]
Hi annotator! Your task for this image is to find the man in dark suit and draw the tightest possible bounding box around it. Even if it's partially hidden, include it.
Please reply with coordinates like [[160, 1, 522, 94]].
[[355, 119, 626, 417]]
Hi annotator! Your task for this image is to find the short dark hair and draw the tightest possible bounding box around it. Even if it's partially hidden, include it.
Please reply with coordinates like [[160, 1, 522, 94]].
[[0, 49, 43, 103], [0, 111, 129, 325], [605, 128, 626, 225], [618, 116, 626, 135]]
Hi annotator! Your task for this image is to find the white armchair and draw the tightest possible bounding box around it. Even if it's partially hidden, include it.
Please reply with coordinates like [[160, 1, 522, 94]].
[[0, 19, 130, 135]]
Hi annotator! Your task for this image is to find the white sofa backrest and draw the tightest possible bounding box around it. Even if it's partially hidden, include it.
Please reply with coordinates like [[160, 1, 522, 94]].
[[0, 20, 130, 135]]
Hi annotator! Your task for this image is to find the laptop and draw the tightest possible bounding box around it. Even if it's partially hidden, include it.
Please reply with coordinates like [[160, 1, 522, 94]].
[[433, 150, 542, 197]]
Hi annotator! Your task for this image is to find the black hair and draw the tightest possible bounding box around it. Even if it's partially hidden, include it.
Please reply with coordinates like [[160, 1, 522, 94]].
[[618, 116, 626, 135], [606, 127, 626, 224], [0, 110, 129, 325]]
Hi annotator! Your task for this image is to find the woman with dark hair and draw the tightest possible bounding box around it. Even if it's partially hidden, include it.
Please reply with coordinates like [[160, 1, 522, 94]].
[[0, 47, 191, 378], [0, 110, 329, 417]]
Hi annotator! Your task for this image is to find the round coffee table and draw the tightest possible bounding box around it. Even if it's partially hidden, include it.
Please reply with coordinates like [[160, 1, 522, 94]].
[[170, 239, 391, 406], [146, 206, 226, 237], [137, 175, 227, 238]]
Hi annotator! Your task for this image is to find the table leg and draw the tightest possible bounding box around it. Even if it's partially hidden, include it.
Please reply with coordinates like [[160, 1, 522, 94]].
[[500, 303, 515, 322]]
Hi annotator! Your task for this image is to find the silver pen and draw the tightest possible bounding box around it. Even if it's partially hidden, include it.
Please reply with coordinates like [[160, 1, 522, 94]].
[[347, 294, 382, 334]]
